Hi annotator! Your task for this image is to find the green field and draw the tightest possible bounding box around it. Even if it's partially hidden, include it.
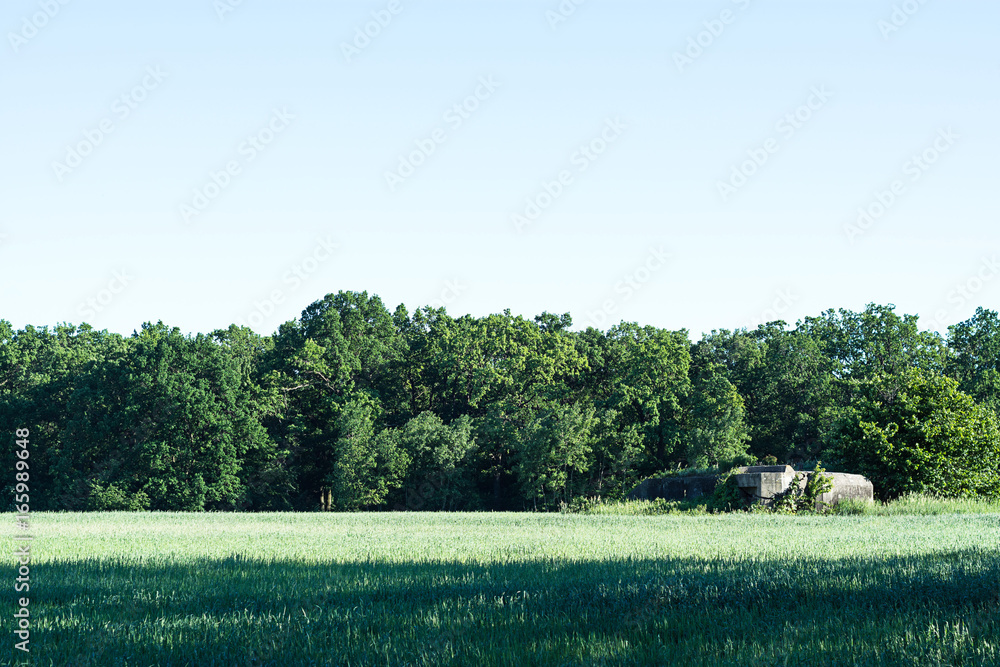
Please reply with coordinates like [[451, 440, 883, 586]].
[[6, 511, 1000, 666]]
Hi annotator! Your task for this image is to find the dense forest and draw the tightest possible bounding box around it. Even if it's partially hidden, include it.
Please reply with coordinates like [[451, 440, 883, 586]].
[[3, 293, 1000, 511]]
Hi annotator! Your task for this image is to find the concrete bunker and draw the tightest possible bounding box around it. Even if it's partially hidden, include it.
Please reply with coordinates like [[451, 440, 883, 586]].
[[627, 465, 874, 509]]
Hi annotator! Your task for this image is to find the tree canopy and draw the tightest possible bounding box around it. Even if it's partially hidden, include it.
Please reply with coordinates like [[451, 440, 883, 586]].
[[3, 298, 998, 510]]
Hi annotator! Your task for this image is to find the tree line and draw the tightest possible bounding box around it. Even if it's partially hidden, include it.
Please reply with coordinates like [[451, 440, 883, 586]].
[[3, 293, 999, 511]]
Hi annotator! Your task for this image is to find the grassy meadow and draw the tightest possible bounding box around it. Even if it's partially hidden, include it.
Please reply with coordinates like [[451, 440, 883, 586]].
[[5, 508, 1000, 666]]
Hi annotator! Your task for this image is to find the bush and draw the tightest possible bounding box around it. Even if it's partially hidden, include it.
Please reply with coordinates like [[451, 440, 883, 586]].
[[559, 497, 708, 515], [646, 452, 757, 482], [825, 370, 1000, 500], [707, 469, 745, 513], [770, 463, 834, 514], [88, 481, 150, 511]]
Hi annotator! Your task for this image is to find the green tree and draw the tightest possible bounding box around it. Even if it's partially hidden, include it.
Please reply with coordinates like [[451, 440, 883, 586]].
[[264, 291, 404, 508], [755, 326, 837, 462], [0, 323, 127, 509], [212, 325, 290, 509], [572, 324, 691, 495], [824, 369, 1000, 500], [327, 396, 408, 510], [946, 307, 1000, 417], [684, 349, 749, 468], [693, 325, 833, 463], [390, 306, 457, 421], [600, 323, 691, 473], [582, 407, 645, 500], [801, 304, 947, 382], [57, 322, 273, 510], [515, 402, 596, 508], [416, 310, 586, 507], [393, 411, 477, 511]]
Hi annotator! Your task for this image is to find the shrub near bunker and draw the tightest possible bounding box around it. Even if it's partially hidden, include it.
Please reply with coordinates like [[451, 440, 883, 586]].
[[827, 369, 1000, 500]]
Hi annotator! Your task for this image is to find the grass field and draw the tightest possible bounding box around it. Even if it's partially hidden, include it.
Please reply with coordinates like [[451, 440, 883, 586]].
[[5, 509, 1000, 666]]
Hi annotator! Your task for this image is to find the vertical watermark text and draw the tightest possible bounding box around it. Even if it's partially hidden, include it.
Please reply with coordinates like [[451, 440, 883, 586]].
[[14, 428, 32, 655]]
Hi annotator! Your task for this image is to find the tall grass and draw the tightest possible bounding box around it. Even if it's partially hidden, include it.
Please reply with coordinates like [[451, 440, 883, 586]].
[[5, 511, 1000, 665], [579, 492, 1000, 517], [562, 497, 709, 515], [833, 493, 1000, 516]]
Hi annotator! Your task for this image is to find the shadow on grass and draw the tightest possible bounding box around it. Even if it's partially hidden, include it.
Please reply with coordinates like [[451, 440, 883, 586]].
[[11, 549, 1000, 666]]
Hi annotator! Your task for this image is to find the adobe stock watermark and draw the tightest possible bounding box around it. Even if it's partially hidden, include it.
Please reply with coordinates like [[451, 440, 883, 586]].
[[512, 117, 627, 232], [742, 289, 798, 329], [427, 280, 467, 311], [923, 256, 1000, 331], [8, 0, 71, 53], [716, 85, 833, 203], [179, 108, 295, 224], [384, 76, 501, 192], [546, 0, 587, 31], [235, 236, 339, 330], [341, 0, 403, 63], [214, 0, 247, 22], [673, 0, 753, 73], [14, 427, 32, 655], [586, 246, 670, 329], [878, 0, 931, 40], [77, 270, 134, 322], [51, 66, 168, 183], [393, 467, 462, 511], [843, 127, 958, 244]]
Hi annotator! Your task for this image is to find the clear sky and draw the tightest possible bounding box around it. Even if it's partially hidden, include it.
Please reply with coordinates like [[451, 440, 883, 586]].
[[2, 0, 997, 339]]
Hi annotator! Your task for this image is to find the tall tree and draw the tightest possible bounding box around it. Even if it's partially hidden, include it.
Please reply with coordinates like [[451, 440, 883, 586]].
[[946, 307, 1000, 416], [57, 322, 273, 510], [516, 402, 596, 509], [392, 411, 477, 511], [824, 369, 1000, 500], [0, 323, 126, 510], [684, 344, 749, 468], [212, 325, 289, 509], [800, 304, 948, 382], [582, 323, 691, 478], [264, 291, 403, 508], [417, 310, 587, 507], [327, 396, 408, 510]]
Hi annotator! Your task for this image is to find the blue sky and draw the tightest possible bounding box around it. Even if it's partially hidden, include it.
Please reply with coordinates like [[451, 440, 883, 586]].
[[1, 0, 997, 339]]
